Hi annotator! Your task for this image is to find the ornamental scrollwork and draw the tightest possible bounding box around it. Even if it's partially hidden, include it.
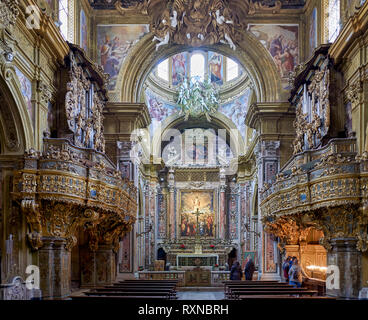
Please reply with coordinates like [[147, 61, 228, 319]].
[[307, 205, 368, 252], [148, 0, 245, 50], [21, 200, 43, 250], [65, 50, 106, 153], [0, 0, 19, 30], [292, 57, 330, 155]]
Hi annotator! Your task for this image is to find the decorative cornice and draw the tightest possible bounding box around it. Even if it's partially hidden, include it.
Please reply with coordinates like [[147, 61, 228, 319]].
[[245, 102, 295, 130]]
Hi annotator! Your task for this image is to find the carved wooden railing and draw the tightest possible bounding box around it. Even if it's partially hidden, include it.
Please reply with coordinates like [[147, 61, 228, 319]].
[[137, 270, 231, 287], [261, 138, 361, 217], [260, 138, 368, 252], [137, 271, 186, 286], [12, 138, 137, 252], [211, 271, 230, 286]]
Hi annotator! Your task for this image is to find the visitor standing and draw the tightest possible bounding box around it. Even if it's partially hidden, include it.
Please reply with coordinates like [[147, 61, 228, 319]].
[[288, 258, 302, 288], [282, 256, 292, 282], [244, 258, 256, 280], [230, 261, 243, 280]]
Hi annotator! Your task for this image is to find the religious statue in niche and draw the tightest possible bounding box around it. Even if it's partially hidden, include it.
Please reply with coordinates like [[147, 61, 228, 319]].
[[179, 191, 215, 238]]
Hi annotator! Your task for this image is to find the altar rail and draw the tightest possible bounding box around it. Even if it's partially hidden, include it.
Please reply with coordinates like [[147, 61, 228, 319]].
[[137, 271, 186, 286], [137, 271, 230, 287], [211, 271, 231, 286]]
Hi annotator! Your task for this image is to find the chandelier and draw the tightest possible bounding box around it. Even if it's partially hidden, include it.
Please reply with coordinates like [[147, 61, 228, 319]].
[[176, 77, 219, 122]]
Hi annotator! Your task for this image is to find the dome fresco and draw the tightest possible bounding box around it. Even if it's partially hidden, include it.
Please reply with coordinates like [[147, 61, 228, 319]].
[[147, 51, 250, 137]]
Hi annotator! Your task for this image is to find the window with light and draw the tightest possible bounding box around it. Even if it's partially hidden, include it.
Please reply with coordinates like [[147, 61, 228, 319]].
[[328, 0, 340, 43], [157, 59, 169, 82], [59, 0, 69, 40], [226, 58, 239, 82], [190, 53, 205, 82]]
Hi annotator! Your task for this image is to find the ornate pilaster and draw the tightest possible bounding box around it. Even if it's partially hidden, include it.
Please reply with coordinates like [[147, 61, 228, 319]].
[[168, 168, 175, 240], [228, 183, 239, 242], [256, 140, 280, 280], [143, 181, 150, 267], [219, 167, 226, 239]]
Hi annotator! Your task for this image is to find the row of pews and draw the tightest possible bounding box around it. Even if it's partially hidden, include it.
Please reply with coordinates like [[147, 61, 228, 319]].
[[71, 280, 179, 301], [223, 280, 335, 300]]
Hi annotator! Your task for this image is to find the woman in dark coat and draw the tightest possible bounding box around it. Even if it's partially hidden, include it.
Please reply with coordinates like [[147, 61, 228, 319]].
[[230, 261, 242, 280], [244, 258, 256, 280]]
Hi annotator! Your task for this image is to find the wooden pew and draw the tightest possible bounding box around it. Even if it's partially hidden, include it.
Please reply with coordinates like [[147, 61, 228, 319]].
[[225, 285, 294, 298], [93, 287, 177, 299], [230, 289, 318, 300], [223, 281, 290, 298], [85, 290, 172, 298], [71, 295, 168, 301], [238, 295, 335, 300]]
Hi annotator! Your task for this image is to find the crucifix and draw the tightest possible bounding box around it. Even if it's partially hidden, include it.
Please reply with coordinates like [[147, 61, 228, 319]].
[[193, 208, 203, 254]]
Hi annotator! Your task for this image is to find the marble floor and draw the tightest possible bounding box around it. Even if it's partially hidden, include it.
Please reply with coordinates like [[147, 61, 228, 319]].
[[177, 290, 225, 300]]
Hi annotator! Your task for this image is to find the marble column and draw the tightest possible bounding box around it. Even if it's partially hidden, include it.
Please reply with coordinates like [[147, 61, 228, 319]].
[[80, 244, 116, 288], [255, 140, 281, 281], [219, 185, 226, 239], [144, 182, 150, 268], [327, 238, 362, 299], [38, 237, 71, 300]]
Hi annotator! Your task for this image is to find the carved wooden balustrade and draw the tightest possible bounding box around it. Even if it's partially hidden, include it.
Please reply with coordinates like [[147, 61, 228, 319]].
[[12, 138, 137, 252], [261, 138, 368, 249]]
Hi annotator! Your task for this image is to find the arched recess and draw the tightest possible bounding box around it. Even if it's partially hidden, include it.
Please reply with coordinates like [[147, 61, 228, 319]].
[[0, 67, 34, 155], [151, 112, 247, 164], [116, 30, 282, 103]]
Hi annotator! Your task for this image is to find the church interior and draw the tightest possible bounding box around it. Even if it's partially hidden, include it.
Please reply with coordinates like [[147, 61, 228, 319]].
[[1, 0, 368, 302]]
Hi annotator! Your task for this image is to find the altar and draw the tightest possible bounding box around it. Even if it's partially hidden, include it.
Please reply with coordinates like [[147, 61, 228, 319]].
[[177, 254, 219, 268]]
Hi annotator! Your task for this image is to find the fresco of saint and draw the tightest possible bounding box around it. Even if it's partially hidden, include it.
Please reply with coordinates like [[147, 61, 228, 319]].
[[208, 52, 223, 85], [172, 53, 187, 86]]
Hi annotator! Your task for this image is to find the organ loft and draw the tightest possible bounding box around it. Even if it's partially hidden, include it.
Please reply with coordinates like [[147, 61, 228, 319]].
[[0, 0, 368, 302]]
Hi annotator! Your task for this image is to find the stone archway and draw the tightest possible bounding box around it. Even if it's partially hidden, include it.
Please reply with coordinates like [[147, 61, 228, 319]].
[[114, 30, 282, 104], [0, 67, 35, 285], [0, 70, 34, 155], [150, 112, 248, 165]]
